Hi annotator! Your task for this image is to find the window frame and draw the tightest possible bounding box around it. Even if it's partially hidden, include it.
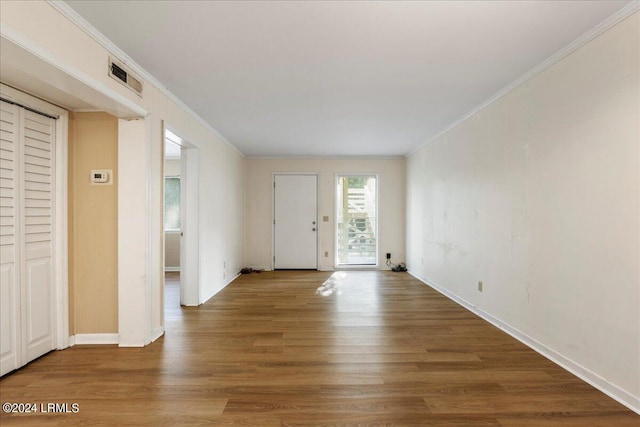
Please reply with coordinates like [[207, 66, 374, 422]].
[[334, 173, 379, 268], [164, 175, 181, 232]]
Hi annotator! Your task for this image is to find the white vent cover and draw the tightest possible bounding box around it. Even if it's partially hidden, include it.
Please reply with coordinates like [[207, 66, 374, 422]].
[[108, 57, 143, 97]]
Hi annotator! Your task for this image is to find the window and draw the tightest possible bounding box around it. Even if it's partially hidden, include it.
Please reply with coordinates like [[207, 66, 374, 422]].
[[336, 175, 378, 265], [164, 176, 180, 231]]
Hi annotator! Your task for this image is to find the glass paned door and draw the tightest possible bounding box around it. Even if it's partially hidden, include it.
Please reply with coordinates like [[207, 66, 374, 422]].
[[336, 176, 378, 265]]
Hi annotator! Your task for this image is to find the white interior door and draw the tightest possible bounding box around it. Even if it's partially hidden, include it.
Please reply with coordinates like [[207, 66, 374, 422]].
[[180, 145, 199, 305], [274, 174, 318, 269], [0, 100, 55, 376]]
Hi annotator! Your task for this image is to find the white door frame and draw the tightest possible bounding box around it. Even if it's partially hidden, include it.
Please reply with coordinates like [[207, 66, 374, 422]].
[[334, 173, 380, 269], [272, 172, 319, 270], [163, 125, 200, 307]]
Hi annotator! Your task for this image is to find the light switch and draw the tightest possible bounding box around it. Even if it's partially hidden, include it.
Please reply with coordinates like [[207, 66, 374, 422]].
[[323, 216, 329, 222]]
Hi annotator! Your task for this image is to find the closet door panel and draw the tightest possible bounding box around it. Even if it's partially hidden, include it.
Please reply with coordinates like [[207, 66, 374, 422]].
[[1, 102, 55, 375], [23, 257, 53, 360], [0, 263, 18, 376], [0, 101, 20, 376], [21, 110, 54, 364]]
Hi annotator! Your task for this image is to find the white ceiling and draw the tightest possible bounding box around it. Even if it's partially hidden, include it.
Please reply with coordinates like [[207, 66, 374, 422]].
[[65, 0, 630, 157]]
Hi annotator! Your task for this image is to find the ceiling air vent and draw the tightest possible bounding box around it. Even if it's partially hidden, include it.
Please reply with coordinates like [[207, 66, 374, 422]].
[[108, 57, 143, 97]]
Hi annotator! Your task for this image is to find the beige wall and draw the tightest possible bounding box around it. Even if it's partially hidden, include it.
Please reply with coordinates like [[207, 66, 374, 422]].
[[245, 157, 405, 270], [406, 13, 639, 404], [164, 232, 180, 269], [68, 112, 118, 334]]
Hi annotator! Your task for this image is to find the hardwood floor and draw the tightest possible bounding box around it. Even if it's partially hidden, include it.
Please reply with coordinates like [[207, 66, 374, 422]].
[[1, 270, 637, 426]]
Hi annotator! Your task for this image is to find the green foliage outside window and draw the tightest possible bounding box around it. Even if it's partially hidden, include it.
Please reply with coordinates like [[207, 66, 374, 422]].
[[347, 176, 367, 188]]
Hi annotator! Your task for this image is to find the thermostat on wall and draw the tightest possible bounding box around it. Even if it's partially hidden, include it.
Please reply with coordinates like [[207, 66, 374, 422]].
[[90, 169, 112, 185]]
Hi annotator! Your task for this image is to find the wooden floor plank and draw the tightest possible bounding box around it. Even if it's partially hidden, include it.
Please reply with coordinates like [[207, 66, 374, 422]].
[[1, 270, 637, 425]]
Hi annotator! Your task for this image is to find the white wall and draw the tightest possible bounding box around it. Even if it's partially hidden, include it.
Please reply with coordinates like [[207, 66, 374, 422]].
[[406, 12, 639, 410], [164, 159, 181, 176], [1, 1, 245, 343], [245, 158, 405, 270], [199, 142, 244, 300], [118, 118, 149, 346]]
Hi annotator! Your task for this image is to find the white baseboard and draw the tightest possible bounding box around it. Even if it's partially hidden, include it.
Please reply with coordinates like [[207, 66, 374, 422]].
[[149, 327, 164, 343], [408, 270, 640, 415], [200, 273, 242, 305], [225, 273, 241, 288], [164, 267, 180, 272], [72, 333, 119, 345], [118, 340, 144, 348]]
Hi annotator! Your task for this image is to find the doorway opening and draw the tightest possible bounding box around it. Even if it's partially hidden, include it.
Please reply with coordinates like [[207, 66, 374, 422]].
[[336, 175, 378, 267], [162, 124, 200, 320], [163, 134, 181, 319]]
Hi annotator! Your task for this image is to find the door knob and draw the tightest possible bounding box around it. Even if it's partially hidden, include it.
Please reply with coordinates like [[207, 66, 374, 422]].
[[312, 221, 316, 225], [312, 228, 316, 231]]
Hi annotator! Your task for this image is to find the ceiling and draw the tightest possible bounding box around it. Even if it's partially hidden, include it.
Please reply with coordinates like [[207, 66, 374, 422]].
[[65, 0, 630, 157]]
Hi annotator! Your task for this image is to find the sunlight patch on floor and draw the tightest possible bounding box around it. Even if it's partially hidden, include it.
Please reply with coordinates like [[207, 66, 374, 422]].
[[315, 272, 347, 296]]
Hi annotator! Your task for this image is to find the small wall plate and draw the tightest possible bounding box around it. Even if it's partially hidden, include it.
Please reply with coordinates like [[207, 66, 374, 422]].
[[90, 169, 113, 185]]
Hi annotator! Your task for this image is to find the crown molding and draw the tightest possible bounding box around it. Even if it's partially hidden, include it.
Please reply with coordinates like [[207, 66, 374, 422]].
[[47, 0, 244, 157], [406, 1, 640, 158], [245, 155, 405, 160]]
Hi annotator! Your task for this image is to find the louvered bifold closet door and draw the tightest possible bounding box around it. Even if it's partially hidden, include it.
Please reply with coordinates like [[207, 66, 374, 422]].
[[0, 101, 21, 376], [0, 100, 55, 377], [21, 108, 55, 363]]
